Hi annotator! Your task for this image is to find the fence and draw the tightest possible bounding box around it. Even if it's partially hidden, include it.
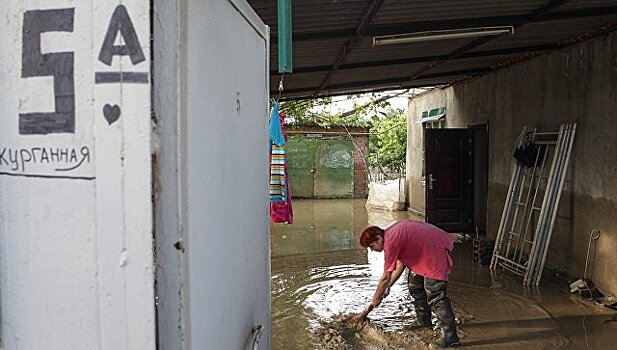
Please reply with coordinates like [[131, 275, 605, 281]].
[[369, 164, 405, 183]]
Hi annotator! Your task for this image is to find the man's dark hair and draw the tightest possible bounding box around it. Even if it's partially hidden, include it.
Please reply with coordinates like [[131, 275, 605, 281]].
[[359, 226, 384, 248]]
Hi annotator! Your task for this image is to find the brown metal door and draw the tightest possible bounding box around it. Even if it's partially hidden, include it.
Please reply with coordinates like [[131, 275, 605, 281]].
[[425, 129, 474, 233]]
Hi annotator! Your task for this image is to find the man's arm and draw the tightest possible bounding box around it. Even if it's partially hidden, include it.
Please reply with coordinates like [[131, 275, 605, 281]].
[[380, 260, 405, 299], [388, 260, 405, 288], [370, 270, 392, 308], [363, 262, 405, 318]]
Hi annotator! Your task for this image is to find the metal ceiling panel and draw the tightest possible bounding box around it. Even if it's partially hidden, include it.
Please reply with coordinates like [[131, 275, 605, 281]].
[[249, 0, 617, 99], [350, 39, 479, 64], [426, 56, 518, 75], [250, 0, 367, 34], [560, 0, 617, 11], [473, 15, 617, 52], [371, 0, 547, 24], [329, 63, 428, 84], [272, 39, 347, 69]]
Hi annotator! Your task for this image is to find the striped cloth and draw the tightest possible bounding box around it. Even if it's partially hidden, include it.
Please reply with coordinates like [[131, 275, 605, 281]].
[[269, 102, 293, 224], [270, 145, 287, 202]]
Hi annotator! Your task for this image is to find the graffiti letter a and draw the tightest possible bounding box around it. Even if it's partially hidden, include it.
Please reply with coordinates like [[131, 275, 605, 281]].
[[98, 5, 145, 66]]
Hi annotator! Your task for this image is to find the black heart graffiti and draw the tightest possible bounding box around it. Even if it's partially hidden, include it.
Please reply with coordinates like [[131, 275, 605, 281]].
[[103, 104, 121, 125]]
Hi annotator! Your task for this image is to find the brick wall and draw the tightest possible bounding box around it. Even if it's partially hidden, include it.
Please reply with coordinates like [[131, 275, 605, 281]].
[[352, 135, 369, 198]]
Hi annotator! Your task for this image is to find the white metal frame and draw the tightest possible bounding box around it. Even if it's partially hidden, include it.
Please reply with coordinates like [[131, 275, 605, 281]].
[[491, 123, 577, 286]]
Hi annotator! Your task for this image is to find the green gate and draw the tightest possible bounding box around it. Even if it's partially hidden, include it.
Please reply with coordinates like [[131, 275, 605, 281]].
[[286, 138, 315, 198], [286, 137, 354, 198]]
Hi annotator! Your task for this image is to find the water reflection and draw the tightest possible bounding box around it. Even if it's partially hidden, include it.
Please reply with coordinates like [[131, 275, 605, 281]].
[[270, 199, 617, 350], [270, 199, 414, 349]]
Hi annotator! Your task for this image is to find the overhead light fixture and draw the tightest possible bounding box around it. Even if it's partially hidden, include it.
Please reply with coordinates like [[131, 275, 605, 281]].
[[373, 26, 515, 46]]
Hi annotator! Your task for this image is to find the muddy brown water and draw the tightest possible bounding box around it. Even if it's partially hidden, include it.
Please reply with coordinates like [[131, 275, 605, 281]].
[[271, 199, 617, 349]]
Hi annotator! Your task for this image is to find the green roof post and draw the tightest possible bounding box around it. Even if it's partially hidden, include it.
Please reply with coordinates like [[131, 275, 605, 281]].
[[278, 0, 293, 73]]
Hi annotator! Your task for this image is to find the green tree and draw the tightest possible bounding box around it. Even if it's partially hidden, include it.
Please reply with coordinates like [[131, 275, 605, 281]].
[[275, 94, 407, 174], [369, 107, 407, 172], [277, 98, 333, 126], [278, 93, 391, 128]]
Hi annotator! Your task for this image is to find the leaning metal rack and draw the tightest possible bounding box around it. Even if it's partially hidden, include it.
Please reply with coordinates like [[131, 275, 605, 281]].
[[490, 123, 577, 286]]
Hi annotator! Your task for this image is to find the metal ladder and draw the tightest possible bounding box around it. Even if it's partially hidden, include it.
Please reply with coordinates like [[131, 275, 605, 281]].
[[490, 123, 577, 286]]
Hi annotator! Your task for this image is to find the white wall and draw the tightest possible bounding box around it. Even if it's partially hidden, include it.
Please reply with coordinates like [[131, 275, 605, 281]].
[[405, 32, 617, 295], [152, 0, 187, 348], [154, 0, 271, 349], [0, 1, 155, 349]]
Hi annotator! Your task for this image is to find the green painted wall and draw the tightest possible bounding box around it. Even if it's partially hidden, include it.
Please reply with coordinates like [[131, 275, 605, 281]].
[[287, 137, 354, 198]]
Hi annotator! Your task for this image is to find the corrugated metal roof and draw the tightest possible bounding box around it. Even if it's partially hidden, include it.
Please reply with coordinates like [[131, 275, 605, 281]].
[[371, 0, 547, 24], [247, 0, 617, 99]]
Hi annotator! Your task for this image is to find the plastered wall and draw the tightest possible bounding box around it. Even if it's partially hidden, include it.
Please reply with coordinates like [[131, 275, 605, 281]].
[[0, 1, 155, 349], [407, 32, 617, 295]]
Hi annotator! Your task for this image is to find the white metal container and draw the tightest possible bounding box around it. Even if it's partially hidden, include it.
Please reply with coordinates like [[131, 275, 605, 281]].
[[153, 0, 271, 349]]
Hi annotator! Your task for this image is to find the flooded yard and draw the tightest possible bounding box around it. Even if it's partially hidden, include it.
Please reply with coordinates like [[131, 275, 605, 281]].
[[270, 199, 617, 349]]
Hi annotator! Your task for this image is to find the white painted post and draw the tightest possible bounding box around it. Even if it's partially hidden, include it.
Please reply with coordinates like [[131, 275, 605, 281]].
[[0, 1, 155, 349]]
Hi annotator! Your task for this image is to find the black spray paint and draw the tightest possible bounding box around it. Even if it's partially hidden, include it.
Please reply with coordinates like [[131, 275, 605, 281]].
[[95, 71, 148, 84], [95, 5, 149, 123], [98, 5, 145, 66], [0, 146, 91, 173], [10, 5, 148, 180], [18, 5, 147, 136], [20, 8, 75, 135], [103, 104, 121, 125]]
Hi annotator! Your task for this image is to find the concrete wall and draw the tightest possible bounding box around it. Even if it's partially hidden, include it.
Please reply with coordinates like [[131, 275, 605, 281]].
[[154, 0, 271, 349], [407, 32, 617, 295], [0, 1, 155, 349]]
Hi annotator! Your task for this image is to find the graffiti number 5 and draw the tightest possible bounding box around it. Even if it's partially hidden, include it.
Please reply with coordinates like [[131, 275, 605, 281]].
[[20, 8, 75, 135]]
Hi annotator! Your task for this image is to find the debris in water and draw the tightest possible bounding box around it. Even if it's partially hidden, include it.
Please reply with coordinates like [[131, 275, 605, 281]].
[[603, 314, 617, 323], [316, 314, 355, 349], [316, 313, 433, 350]]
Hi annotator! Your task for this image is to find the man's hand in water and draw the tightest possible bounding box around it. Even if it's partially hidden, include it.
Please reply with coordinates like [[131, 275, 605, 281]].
[[373, 286, 390, 305], [370, 294, 383, 309]]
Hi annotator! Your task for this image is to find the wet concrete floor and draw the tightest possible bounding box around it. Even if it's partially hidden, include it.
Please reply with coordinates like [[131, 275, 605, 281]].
[[271, 199, 617, 349]]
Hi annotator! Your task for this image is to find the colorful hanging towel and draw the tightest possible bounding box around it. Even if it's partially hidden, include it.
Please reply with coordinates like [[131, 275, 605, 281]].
[[269, 102, 293, 224], [270, 145, 287, 202]]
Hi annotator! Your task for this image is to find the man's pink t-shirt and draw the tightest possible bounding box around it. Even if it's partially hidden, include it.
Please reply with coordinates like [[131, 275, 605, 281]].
[[383, 220, 455, 281]]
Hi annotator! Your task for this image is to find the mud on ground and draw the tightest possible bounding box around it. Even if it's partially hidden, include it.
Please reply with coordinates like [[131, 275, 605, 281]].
[[315, 310, 472, 350]]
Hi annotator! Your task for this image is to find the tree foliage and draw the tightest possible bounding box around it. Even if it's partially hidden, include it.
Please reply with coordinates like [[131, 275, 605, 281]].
[[278, 93, 391, 128], [275, 94, 407, 172], [278, 97, 333, 126], [369, 107, 407, 172]]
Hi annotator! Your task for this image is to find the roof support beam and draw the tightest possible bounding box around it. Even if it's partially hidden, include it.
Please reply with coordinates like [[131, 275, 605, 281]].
[[273, 6, 617, 43], [409, 0, 573, 80], [312, 0, 385, 96], [276, 68, 490, 97], [270, 44, 559, 75], [263, 0, 617, 99]]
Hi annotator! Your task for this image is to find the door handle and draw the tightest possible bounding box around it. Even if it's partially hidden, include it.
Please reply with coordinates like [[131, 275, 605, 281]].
[[429, 173, 437, 190]]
